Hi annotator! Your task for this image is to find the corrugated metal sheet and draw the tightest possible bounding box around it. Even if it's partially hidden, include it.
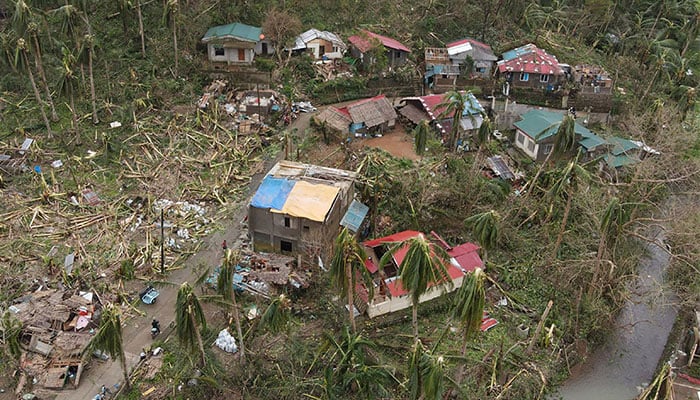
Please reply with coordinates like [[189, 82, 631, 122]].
[[487, 156, 515, 180], [202, 22, 262, 43], [250, 176, 295, 210], [340, 200, 369, 233], [293, 29, 347, 51], [497, 43, 563, 75], [348, 30, 411, 53]]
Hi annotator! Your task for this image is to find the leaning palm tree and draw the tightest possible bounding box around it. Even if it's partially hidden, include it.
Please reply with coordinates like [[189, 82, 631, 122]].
[[451, 268, 486, 386], [218, 249, 245, 363], [319, 327, 393, 399], [176, 282, 207, 366], [413, 120, 430, 156], [14, 38, 52, 135], [259, 294, 292, 334], [91, 303, 130, 390], [473, 116, 494, 172], [407, 340, 445, 400], [437, 90, 469, 151], [525, 113, 577, 196], [379, 234, 452, 342], [549, 153, 590, 260], [464, 210, 500, 264], [1, 310, 23, 361], [588, 197, 632, 297], [330, 227, 373, 333]]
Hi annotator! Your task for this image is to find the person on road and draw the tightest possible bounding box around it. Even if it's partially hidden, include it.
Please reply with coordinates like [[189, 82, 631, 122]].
[[222, 240, 228, 251], [151, 318, 160, 335]]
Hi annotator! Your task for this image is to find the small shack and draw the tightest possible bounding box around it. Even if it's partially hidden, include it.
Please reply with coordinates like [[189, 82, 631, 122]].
[[9, 289, 100, 391], [314, 95, 397, 136], [290, 28, 346, 59], [348, 30, 411, 69], [201, 22, 272, 66]]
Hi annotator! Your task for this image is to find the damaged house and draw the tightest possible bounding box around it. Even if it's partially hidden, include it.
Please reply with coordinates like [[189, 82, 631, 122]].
[[314, 94, 397, 136], [348, 30, 411, 69], [357, 230, 484, 318], [290, 28, 347, 60], [248, 161, 357, 255], [9, 289, 101, 391], [398, 92, 484, 144], [497, 43, 566, 89], [425, 38, 497, 86]]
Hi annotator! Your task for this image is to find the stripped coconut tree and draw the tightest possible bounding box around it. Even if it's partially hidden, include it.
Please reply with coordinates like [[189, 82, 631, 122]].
[[176, 282, 207, 366], [91, 303, 130, 390]]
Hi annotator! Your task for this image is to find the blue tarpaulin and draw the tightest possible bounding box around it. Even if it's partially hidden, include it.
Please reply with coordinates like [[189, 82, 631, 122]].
[[250, 176, 295, 210], [340, 199, 369, 233]]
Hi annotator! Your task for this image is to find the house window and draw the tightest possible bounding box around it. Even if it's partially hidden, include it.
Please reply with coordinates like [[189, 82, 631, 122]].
[[395, 51, 402, 59], [476, 67, 486, 73], [284, 217, 291, 228], [527, 140, 536, 152], [303, 225, 310, 232], [540, 74, 549, 83], [280, 240, 293, 253], [517, 132, 525, 144], [214, 47, 225, 57], [520, 72, 529, 81], [543, 144, 553, 154]]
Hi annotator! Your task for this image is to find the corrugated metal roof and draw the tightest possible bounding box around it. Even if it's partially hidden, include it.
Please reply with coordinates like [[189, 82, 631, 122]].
[[514, 110, 607, 151], [292, 29, 347, 51], [348, 30, 411, 53], [340, 200, 369, 233], [497, 43, 563, 75], [607, 136, 641, 155], [202, 22, 262, 43], [487, 156, 515, 180]]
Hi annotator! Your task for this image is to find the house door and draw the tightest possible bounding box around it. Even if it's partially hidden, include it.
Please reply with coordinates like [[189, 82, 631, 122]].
[[280, 240, 293, 253], [261, 42, 268, 54], [238, 48, 245, 61], [319, 45, 325, 56]]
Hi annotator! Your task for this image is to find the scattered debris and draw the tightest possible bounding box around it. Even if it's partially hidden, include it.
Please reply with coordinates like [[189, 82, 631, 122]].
[[81, 188, 101, 206], [214, 329, 238, 353], [19, 138, 33, 155], [109, 121, 122, 129]]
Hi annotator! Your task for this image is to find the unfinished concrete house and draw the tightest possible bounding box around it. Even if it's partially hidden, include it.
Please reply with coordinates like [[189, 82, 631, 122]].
[[9, 289, 100, 391], [248, 161, 357, 255]]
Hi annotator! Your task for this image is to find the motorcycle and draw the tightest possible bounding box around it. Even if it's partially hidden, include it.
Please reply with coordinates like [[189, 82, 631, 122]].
[[151, 319, 161, 338]]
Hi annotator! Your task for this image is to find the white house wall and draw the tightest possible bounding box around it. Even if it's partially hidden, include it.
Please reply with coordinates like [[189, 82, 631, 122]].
[[366, 275, 464, 318], [207, 44, 255, 64], [515, 130, 539, 160]]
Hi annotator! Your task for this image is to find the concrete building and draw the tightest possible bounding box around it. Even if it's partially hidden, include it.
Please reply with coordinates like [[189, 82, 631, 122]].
[[248, 161, 357, 255]]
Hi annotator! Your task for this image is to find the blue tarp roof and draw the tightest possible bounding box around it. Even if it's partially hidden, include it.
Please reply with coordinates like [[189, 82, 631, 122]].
[[250, 176, 295, 210], [340, 200, 369, 233]]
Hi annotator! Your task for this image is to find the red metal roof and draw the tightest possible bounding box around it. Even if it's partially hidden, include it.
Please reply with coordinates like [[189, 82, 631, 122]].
[[446, 38, 492, 51], [348, 30, 411, 53], [497, 45, 564, 75], [362, 230, 483, 297]]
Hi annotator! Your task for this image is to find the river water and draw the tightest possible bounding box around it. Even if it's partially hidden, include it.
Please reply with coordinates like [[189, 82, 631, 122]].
[[555, 234, 679, 400]]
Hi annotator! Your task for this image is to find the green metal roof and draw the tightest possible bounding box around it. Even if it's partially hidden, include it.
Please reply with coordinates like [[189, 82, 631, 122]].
[[607, 136, 641, 156], [202, 22, 262, 43], [513, 109, 606, 149], [604, 153, 638, 168]]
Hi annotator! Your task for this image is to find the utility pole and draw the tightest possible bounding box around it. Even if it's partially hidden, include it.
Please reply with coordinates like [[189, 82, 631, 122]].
[[160, 208, 165, 274]]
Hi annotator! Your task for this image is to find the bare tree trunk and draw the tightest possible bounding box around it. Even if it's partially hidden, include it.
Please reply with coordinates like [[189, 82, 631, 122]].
[[119, 348, 131, 390], [191, 313, 206, 367], [412, 302, 419, 343], [137, 0, 146, 58], [346, 261, 356, 333], [173, 20, 179, 77], [32, 33, 58, 121], [23, 51, 52, 137], [527, 300, 553, 354], [231, 290, 246, 364], [551, 192, 573, 261], [88, 45, 99, 124], [588, 236, 606, 297]]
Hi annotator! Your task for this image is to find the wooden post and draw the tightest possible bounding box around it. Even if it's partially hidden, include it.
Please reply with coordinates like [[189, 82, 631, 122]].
[[160, 209, 165, 274], [527, 300, 553, 354]]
